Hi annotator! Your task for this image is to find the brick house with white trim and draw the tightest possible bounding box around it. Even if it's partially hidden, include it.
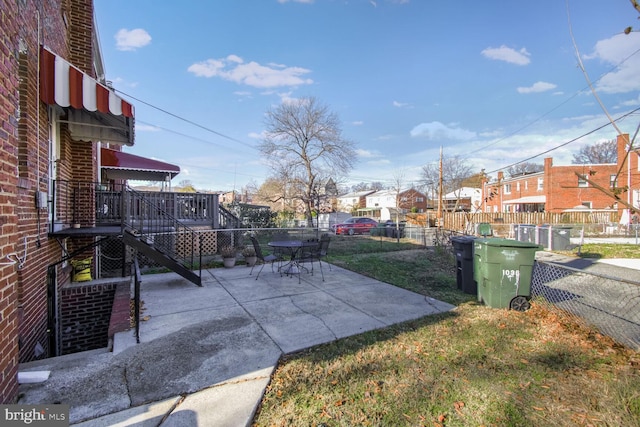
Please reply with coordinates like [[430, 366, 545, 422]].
[[0, 0, 140, 402], [482, 134, 640, 217]]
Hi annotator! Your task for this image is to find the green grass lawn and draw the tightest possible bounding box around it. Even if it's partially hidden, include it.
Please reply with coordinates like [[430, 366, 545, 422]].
[[253, 242, 640, 427], [565, 243, 640, 260]]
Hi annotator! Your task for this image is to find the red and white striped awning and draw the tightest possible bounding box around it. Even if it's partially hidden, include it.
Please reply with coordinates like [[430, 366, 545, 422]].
[[39, 46, 135, 145]]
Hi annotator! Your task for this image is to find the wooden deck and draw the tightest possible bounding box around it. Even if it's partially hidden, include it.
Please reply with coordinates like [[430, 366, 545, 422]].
[[49, 226, 122, 238]]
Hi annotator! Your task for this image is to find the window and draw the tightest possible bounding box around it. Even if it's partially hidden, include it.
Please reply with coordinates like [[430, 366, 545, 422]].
[[581, 201, 592, 209], [537, 178, 543, 190], [578, 176, 588, 188], [610, 174, 617, 188], [504, 184, 511, 194], [416, 197, 424, 202], [525, 181, 528, 190], [516, 182, 520, 191]]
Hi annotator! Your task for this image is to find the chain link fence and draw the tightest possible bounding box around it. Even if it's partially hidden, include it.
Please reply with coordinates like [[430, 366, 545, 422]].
[[94, 227, 640, 352], [531, 261, 640, 350]]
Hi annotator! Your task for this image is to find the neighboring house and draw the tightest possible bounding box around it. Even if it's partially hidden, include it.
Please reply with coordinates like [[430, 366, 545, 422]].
[[398, 188, 429, 213], [443, 187, 482, 212], [220, 190, 239, 204], [482, 134, 640, 218], [360, 188, 428, 220], [336, 190, 375, 213], [483, 171, 545, 213]]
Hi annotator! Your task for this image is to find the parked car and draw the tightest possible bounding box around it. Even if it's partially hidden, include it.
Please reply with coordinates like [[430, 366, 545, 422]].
[[333, 217, 378, 235]]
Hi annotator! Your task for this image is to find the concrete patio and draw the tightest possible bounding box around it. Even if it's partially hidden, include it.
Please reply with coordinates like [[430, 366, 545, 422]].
[[18, 261, 455, 426]]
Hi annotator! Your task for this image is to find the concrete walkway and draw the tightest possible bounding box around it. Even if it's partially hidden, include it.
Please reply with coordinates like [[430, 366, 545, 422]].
[[18, 263, 455, 426]]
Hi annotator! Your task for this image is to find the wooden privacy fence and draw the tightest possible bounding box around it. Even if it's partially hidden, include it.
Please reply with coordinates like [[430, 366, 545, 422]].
[[407, 211, 619, 231]]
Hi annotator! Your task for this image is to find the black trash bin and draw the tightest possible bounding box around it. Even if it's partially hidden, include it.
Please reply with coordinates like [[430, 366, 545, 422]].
[[385, 223, 394, 238], [451, 236, 476, 294], [385, 222, 405, 238]]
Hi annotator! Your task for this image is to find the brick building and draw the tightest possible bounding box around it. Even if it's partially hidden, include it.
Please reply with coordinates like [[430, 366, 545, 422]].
[[482, 134, 640, 216], [0, 0, 138, 402]]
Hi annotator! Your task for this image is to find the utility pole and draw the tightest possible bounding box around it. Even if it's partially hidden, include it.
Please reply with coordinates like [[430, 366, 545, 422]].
[[437, 146, 443, 228]]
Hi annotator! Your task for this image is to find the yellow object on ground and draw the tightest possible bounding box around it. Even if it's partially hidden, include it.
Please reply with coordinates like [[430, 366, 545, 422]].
[[72, 257, 92, 282]]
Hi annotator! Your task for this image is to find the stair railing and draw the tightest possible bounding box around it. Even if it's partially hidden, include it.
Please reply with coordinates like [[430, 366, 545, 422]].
[[121, 186, 202, 277], [219, 205, 242, 228]]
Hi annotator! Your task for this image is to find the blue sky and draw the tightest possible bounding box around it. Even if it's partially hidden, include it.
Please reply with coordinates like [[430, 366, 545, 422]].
[[94, 0, 640, 193]]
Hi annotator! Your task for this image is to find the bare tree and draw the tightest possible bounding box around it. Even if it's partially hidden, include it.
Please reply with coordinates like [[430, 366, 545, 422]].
[[421, 154, 474, 196], [177, 180, 196, 193], [351, 181, 385, 192], [259, 97, 357, 226], [572, 139, 617, 164], [506, 162, 544, 177]]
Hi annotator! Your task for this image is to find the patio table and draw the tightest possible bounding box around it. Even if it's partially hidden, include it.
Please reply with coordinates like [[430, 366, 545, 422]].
[[268, 240, 318, 279]]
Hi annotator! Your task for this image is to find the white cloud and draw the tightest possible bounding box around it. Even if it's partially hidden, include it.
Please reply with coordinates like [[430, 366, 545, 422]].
[[517, 81, 557, 94], [620, 94, 640, 107], [352, 121, 364, 126], [135, 123, 160, 132], [393, 100, 410, 108], [585, 32, 640, 94], [356, 148, 383, 158], [188, 55, 313, 88], [115, 28, 151, 51], [481, 45, 531, 65], [367, 159, 392, 166], [248, 131, 266, 139], [410, 121, 476, 140]]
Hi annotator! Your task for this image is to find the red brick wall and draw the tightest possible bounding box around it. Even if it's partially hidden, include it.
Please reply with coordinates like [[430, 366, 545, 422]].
[[1, 0, 109, 401], [399, 189, 428, 212], [67, 0, 95, 75], [0, 0, 20, 404], [60, 282, 116, 355], [544, 161, 617, 213], [14, 0, 73, 368]]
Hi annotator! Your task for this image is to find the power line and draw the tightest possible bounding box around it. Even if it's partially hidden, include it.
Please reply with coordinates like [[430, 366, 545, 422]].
[[136, 120, 255, 154], [467, 45, 640, 156], [114, 89, 256, 149], [484, 106, 640, 175]]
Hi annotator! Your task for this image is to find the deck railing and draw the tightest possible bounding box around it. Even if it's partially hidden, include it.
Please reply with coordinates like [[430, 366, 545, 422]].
[[122, 186, 202, 273], [51, 180, 239, 231]]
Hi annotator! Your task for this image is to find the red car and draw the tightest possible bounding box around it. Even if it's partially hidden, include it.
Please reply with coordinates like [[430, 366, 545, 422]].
[[333, 217, 378, 235]]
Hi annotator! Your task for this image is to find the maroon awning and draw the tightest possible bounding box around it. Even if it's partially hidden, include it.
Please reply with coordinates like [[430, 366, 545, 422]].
[[100, 148, 180, 181]]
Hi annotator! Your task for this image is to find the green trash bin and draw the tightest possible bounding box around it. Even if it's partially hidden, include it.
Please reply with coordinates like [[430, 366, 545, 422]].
[[473, 238, 541, 311], [371, 223, 385, 237]]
